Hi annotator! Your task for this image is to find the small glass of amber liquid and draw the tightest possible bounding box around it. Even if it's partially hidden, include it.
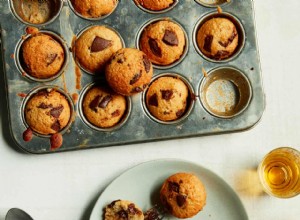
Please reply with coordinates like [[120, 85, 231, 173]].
[[258, 147, 300, 198]]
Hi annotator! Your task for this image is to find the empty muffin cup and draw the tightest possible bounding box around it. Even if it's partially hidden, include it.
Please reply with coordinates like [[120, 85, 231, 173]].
[[142, 73, 195, 125], [67, 0, 119, 21], [15, 30, 69, 82], [21, 85, 75, 138], [194, 0, 231, 7], [193, 11, 245, 62], [136, 17, 189, 70], [133, 0, 178, 14], [9, 0, 63, 26], [199, 66, 252, 118], [78, 82, 132, 132]]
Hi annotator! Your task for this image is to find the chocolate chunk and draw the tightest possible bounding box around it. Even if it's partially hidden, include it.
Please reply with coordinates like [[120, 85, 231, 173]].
[[131, 87, 143, 93], [143, 55, 151, 73], [144, 208, 159, 220], [148, 38, 162, 57], [213, 50, 230, 60], [176, 109, 184, 117], [112, 110, 120, 117], [130, 71, 142, 85], [50, 133, 63, 150], [50, 105, 64, 118], [23, 127, 33, 142], [108, 200, 120, 208], [219, 29, 238, 47], [51, 120, 61, 132], [90, 36, 112, 53], [148, 93, 158, 107], [46, 53, 57, 66], [203, 35, 213, 52], [176, 194, 187, 207], [117, 210, 128, 219], [168, 181, 180, 193], [99, 95, 112, 108], [128, 204, 138, 215], [163, 30, 178, 46], [117, 58, 125, 63], [38, 103, 53, 109], [36, 90, 49, 97], [161, 90, 173, 100], [89, 95, 101, 112]]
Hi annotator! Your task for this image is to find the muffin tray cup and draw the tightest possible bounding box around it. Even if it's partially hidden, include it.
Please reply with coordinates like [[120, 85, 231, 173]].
[[0, 0, 265, 154]]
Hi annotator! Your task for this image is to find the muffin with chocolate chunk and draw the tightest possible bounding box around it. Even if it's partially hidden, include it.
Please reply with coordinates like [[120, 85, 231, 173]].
[[196, 17, 239, 60], [104, 200, 144, 220], [139, 20, 186, 66], [75, 25, 123, 74], [21, 33, 65, 79], [160, 173, 206, 219], [25, 89, 71, 135], [134, 0, 175, 11], [70, 0, 118, 18], [82, 86, 127, 128], [146, 76, 189, 121], [105, 48, 153, 96]]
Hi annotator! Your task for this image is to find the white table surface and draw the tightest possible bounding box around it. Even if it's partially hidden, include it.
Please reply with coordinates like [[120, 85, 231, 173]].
[[1, 0, 300, 219]]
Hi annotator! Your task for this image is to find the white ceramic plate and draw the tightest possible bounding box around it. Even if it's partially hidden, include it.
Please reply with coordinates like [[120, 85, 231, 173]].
[[90, 159, 248, 220]]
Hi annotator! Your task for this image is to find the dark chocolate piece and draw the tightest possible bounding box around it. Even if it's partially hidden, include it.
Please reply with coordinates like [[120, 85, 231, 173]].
[[46, 53, 57, 66], [176, 109, 184, 117], [168, 181, 180, 193], [203, 35, 213, 52], [163, 30, 179, 46], [176, 194, 187, 207], [161, 90, 173, 100], [148, 93, 158, 107], [89, 95, 101, 112], [148, 38, 162, 57], [98, 95, 112, 108], [143, 55, 151, 73], [50, 105, 64, 118], [38, 103, 53, 109], [130, 71, 142, 85], [90, 36, 112, 52], [51, 120, 61, 131]]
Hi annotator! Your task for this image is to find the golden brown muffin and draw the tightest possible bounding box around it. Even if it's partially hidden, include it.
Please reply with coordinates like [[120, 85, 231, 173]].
[[105, 48, 153, 96], [25, 89, 71, 135], [75, 25, 123, 74], [196, 17, 239, 60], [82, 86, 127, 128], [134, 0, 175, 11], [160, 173, 206, 219], [104, 200, 144, 220], [70, 0, 118, 18], [146, 76, 189, 121], [21, 33, 65, 79], [139, 20, 186, 66]]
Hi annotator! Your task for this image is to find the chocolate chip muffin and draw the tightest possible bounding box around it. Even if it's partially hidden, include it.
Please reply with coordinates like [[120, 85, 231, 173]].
[[146, 76, 189, 121], [134, 0, 175, 11], [21, 33, 65, 79], [82, 86, 127, 128], [105, 48, 153, 96], [75, 25, 123, 74], [196, 17, 239, 60], [160, 173, 207, 219], [104, 200, 144, 220], [70, 0, 118, 18], [139, 20, 186, 66], [25, 89, 71, 135]]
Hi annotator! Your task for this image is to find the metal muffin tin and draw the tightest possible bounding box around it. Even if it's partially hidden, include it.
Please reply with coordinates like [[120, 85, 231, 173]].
[[0, 0, 265, 154]]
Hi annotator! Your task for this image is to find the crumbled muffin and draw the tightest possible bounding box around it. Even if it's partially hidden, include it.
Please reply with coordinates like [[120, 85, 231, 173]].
[[21, 33, 65, 79], [134, 0, 175, 11], [105, 200, 144, 220], [196, 17, 239, 60], [160, 173, 207, 218], [82, 86, 127, 128], [74, 25, 123, 74], [139, 20, 186, 66], [25, 89, 71, 135], [70, 0, 118, 18], [146, 76, 189, 121], [105, 48, 153, 96]]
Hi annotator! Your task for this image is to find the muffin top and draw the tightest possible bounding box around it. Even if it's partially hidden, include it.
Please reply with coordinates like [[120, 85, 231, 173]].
[[82, 86, 127, 128], [25, 89, 71, 135], [196, 17, 239, 60], [71, 0, 118, 18], [146, 76, 189, 121], [105, 48, 153, 96], [75, 25, 123, 74], [22, 33, 65, 79], [139, 20, 186, 66], [160, 173, 207, 218], [105, 200, 144, 220], [134, 0, 175, 11]]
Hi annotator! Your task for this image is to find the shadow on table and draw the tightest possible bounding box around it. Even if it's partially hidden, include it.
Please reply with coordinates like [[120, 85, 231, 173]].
[[0, 44, 25, 153], [80, 188, 104, 220]]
